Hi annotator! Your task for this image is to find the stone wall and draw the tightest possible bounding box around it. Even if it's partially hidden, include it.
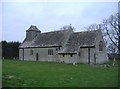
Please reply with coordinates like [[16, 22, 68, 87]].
[[79, 48, 88, 63], [19, 30, 109, 64], [19, 47, 59, 62], [19, 49, 23, 60], [89, 48, 95, 64], [108, 54, 120, 60], [58, 54, 78, 63], [95, 30, 108, 64]]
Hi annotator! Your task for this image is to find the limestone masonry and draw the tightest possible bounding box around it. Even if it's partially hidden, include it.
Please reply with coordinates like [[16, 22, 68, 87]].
[[19, 25, 108, 64]]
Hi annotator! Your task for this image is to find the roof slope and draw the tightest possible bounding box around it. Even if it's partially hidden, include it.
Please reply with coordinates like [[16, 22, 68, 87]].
[[33, 30, 69, 47], [20, 27, 100, 50], [62, 30, 98, 52], [19, 29, 71, 48], [26, 25, 40, 32]]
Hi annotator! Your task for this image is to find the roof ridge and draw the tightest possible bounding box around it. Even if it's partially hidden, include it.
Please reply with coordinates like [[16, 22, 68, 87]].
[[42, 29, 70, 34], [74, 30, 99, 34]]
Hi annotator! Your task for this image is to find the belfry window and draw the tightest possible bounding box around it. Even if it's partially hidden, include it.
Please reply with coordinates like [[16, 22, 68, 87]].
[[99, 41, 103, 51]]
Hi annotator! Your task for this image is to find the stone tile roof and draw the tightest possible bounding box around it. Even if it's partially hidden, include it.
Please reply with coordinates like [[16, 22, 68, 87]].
[[33, 30, 70, 47], [26, 25, 40, 32], [19, 29, 70, 48], [62, 30, 98, 52], [20, 28, 99, 52]]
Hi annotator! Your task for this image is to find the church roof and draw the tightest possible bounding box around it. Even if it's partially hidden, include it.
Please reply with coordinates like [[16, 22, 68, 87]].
[[62, 30, 98, 52], [26, 25, 40, 32], [20, 26, 100, 53], [33, 29, 71, 47], [19, 29, 71, 48]]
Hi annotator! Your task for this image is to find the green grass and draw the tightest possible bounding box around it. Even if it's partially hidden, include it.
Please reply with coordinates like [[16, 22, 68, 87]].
[[2, 59, 118, 87]]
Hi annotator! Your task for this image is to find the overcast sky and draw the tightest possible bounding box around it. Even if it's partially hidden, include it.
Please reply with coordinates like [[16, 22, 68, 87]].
[[1, 1, 118, 42]]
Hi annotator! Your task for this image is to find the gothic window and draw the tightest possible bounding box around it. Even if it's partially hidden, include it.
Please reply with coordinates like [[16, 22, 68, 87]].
[[30, 50, 33, 55], [48, 49, 53, 55], [99, 41, 103, 51]]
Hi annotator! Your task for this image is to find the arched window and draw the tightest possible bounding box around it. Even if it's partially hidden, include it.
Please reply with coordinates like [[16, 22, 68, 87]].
[[99, 41, 103, 51]]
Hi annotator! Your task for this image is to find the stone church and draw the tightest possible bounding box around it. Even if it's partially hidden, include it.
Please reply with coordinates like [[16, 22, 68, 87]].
[[19, 25, 108, 64]]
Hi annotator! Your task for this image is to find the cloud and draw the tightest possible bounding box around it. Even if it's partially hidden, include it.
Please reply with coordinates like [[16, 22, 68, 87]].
[[2, 2, 118, 42], [2, 0, 120, 2]]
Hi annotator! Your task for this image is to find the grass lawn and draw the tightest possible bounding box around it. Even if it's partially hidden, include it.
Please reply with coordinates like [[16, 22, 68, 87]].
[[2, 59, 118, 87]]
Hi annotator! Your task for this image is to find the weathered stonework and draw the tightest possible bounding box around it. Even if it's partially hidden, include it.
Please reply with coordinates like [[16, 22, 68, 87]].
[[19, 25, 108, 64]]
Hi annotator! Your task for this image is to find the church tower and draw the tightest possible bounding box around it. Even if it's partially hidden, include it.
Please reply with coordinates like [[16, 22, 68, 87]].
[[26, 25, 41, 41]]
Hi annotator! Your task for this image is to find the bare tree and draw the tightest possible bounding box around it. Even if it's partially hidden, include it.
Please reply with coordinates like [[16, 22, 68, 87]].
[[82, 13, 119, 54], [101, 13, 120, 54], [83, 24, 100, 31], [107, 43, 117, 53]]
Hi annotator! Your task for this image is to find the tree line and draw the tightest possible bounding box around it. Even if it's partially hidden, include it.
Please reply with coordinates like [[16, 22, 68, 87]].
[[1, 41, 21, 59]]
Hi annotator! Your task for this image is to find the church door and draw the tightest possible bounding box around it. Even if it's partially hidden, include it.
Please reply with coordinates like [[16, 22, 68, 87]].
[[36, 53, 39, 61]]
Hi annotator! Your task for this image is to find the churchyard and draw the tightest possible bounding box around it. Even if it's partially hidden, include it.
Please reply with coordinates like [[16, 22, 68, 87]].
[[2, 59, 118, 87]]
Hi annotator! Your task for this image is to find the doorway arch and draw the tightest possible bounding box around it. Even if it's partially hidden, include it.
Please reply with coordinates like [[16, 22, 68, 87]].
[[36, 53, 39, 61]]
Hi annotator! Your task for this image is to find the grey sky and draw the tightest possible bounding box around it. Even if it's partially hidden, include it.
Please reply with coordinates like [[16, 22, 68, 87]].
[[1, 1, 118, 42]]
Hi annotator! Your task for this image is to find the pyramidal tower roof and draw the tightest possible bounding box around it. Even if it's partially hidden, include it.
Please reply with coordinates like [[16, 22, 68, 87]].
[[26, 25, 40, 32]]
